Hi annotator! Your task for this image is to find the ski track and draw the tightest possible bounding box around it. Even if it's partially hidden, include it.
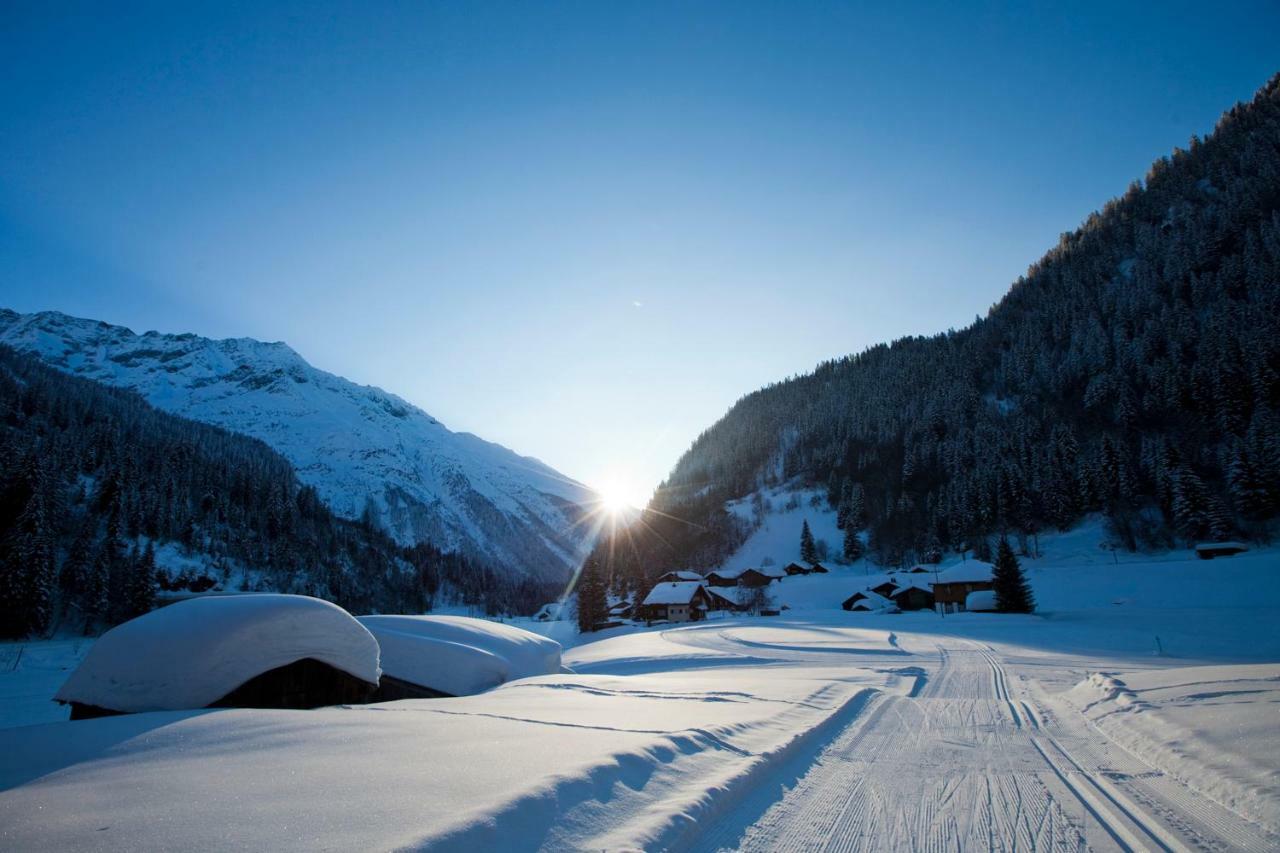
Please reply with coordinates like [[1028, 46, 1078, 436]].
[[688, 638, 1279, 853]]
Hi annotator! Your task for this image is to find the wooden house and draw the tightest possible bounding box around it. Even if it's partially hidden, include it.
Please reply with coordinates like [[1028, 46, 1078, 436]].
[[706, 586, 749, 612], [705, 568, 745, 587], [639, 581, 711, 622], [738, 567, 783, 587], [930, 561, 995, 611], [656, 570, 704, 583], [870, 580, 899, 598], [887, 579, 935, 611], [784, 562, 811, 576], [808, 562, 830, 574]]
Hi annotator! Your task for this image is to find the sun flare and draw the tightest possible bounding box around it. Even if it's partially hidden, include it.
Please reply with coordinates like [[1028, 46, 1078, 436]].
[[596, 477, 644, 515]]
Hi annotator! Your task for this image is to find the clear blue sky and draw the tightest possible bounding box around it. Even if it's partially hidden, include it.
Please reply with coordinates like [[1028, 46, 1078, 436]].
[[3, 2, 1277, 505]]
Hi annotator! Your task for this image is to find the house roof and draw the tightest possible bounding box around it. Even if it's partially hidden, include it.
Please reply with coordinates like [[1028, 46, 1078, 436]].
[[706, 586, 751, 607], [658, 570, 704, 581], [932, 560, 995, 585], [707, 568, 745, 580], [1195, 541, 1249, 552], [642, 581, 706, 606], [889, 579, 933, 597], [845, 590, 892, 611], [751, 566, 787, 579]]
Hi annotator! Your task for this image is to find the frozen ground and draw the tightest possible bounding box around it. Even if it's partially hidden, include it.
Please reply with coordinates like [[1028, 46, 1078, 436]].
[[1, 521, 1278, 850]]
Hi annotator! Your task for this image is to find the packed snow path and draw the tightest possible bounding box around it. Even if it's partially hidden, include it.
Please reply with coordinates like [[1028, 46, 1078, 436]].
[[691, 636, 1274, 853]]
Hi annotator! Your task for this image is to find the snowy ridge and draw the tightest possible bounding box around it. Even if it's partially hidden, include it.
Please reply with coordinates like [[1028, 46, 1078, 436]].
[[0, 309, 599, 581]]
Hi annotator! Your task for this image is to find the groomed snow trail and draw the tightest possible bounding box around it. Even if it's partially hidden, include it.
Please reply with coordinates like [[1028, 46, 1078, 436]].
[[691, 638, 1277, 853]]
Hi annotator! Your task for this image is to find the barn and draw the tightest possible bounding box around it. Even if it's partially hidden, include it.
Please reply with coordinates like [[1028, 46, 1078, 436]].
[[930, 560, 995, 612], [706, 586, 749, 612], [639, 581, 711, 622], [808, 562, 830, 574], [784, 562, 811, 576], [56, 594, 381, 720]]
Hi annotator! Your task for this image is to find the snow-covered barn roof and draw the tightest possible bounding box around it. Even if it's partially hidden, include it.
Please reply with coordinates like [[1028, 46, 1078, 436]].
[[707, 568, 744, 580], [359, 615, 561, 697], [846, 591, 893, 611], [55, 594, 380, 713], [889, 578, 933, 596], [932, 560, 995, 584], [754, 566, 787, 579], [642, 581, 706, 606], [658, 570, 704, 582]]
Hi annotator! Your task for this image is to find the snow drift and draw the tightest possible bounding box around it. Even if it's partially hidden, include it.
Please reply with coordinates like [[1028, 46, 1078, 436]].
[[358, 615, 562, 696], [55, 595, 381, 713]]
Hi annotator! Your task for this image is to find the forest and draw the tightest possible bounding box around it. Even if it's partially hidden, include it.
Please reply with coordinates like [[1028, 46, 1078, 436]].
[[593, 74, 1280, 593], [0, 345, 555, 638]]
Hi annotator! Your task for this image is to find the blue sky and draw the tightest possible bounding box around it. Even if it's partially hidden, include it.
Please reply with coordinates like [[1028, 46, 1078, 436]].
[[3, 2, 1277, 505]]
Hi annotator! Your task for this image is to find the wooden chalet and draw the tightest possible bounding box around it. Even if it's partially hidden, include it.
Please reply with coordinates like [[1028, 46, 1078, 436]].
[[656, 570, 704, 583], [887, 579, 934, 611], [705, 586, 749, 612], [705, 568, 745, 587], [738, 567, 783, 587], [930, 560, 995, 611], [639, 581, 710, 623], [870, 580, 899, 598], [808, 562, 829, 574], [784, 562, 811, 576]]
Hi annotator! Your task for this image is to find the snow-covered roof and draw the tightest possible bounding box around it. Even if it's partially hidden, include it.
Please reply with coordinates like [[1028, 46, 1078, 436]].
[[965, 590, 997, 611], [642, 581, 706, 606], [706, 586, 752, 607], [707, 568, 744, 580], [56, 594, 380, 713], [847, 591, 893, 611], [533, 602, 564, 620], [359, 615, 561, 697], [932, 560, 995, 585], [753, 566, 787, 579], [1195, 542, 1248, 552], [658, 570, 704, 582], [889, 579, 933, 596]]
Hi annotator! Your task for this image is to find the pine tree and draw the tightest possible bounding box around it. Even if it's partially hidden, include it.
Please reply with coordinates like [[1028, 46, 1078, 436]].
[[992, 538, 1035, 613], [799, 520, 817, 564], [843, 524, 863, 562], [575, 558, 607, 633]]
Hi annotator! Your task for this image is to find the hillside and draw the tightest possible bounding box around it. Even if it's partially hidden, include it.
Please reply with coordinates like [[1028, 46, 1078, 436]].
[[0, 345, 544, 638], [597, 73, 1280, 584], [0, 310, 599, 584]]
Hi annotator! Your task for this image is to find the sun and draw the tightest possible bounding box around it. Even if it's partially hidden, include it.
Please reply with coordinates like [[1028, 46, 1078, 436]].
[[596, 476, 644, 516]]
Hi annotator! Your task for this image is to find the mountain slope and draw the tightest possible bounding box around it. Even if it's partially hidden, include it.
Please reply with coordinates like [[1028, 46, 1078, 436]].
[[0, 310, 599, 583], [597, 73, 1280, 584]]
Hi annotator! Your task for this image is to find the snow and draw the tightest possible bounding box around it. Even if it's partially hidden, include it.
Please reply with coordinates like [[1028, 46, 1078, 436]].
[[54, 595, 380, 713], [965, 589, 997, 611], [641, 581, 706, 605], [657, 570, 704, 582], [2, 515, 1279, 850], [357, 615, 561, 696], [0, 310, 598, 581]]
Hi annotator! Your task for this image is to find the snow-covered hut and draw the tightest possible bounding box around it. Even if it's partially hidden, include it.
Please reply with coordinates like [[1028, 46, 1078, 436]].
[[56, 594, 380, 720], [656, 570, 704, 583], [359, 615, 562, 700], [1195, 541, 1249, 560], [808, 562, 830, 574], [842, 590, 894, 612], [705, 568, 744, 587], [639, 581, 710, 622], [533, 602, 565, 622], [784, 562, 811, 576], [887, 578, 935, 611]]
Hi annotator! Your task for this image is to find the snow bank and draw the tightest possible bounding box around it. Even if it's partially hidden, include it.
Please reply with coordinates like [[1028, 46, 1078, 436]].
[[55, 595, 380, 713], [964, 589, 996, 611], [358, 615, 561, 696]]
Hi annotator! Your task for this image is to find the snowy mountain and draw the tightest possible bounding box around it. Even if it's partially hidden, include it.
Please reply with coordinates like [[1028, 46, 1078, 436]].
[[0, 309, 599, 582]]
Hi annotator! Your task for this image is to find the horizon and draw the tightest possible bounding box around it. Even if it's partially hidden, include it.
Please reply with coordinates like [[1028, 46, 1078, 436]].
[[3, 2, 1278, 505]]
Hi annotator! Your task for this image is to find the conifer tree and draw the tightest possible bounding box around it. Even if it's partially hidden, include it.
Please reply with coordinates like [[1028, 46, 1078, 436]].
[[575, 557, 607, 633], [993, 538, 1035, 613], [843, 524, 863, 563], [799, 520, 817, 564]]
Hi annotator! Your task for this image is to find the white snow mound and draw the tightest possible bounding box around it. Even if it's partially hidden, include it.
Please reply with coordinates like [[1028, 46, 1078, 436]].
[[55, 595, 381, 712], [358, 615, 562, 697]]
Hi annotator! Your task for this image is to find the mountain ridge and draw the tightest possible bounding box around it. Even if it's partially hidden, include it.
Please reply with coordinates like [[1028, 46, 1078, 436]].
[[0, 308, 600, 583]]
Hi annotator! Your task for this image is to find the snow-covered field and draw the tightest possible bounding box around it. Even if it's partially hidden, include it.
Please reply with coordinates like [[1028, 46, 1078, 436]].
[[2, 521, 1278, 850]]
